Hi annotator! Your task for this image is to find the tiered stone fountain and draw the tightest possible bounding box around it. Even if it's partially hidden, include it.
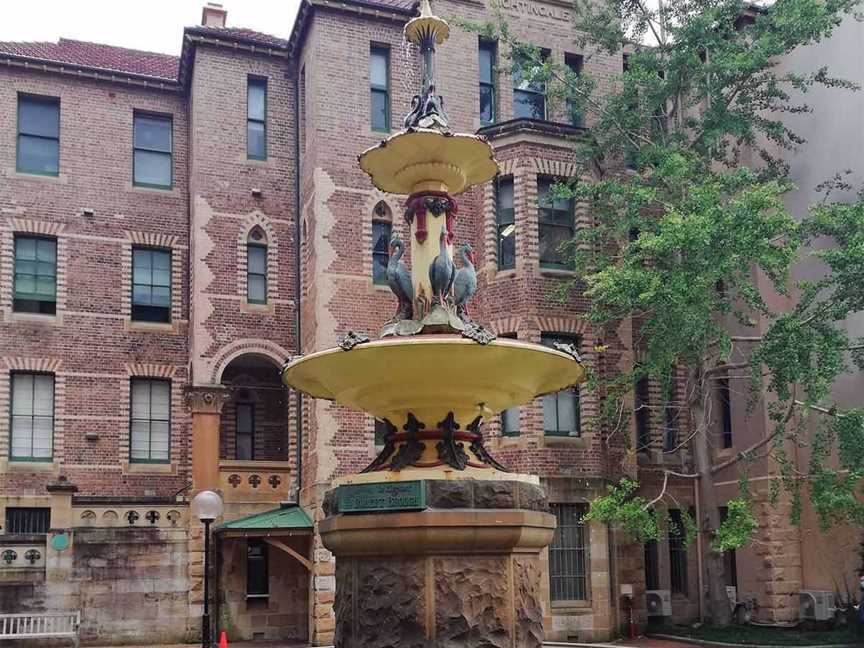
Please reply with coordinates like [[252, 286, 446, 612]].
[[281, 2, 586, 645]]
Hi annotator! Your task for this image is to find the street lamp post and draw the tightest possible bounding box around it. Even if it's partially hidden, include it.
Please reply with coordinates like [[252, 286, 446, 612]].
[[191, 490, 224, 648]]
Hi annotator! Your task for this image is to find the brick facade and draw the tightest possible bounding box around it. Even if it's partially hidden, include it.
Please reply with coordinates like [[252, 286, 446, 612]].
[[0, 0, 847, 645]]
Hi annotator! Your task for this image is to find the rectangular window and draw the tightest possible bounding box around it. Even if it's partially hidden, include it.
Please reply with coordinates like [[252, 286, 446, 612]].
[[635, 376, 650, 453], [130, 379, 170, 463], [247, 77, 267, 160], [17, 95, 60, 175], [541, 334, 580, 436], [236, 403, 255, 460], [719, 506, 738, 588], [644, 539, 660, 590], [513, 49, 547, 120], [549, 503, 589, 601], [4, 507, 51, 534], [565, 53, 584, 127], [719, 375, 732, 448], [663, 380, 678, 452], [247, 538, 269, 597], [372, 219, 392, 285], [538, 176, 575, 269], [10, 373, 54, 461], [668, 509, 688, 595], [247, 244, 268, 304], [132, 247, 171, 323], [479, 40, 497, 125], [496, 176, 515, 271], [13, 236, 57, 315], [370, 46, 390, 132], [133, 112, 172, 188]]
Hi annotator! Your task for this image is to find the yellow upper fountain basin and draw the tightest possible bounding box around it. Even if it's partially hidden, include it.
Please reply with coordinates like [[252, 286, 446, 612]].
[[280, 335, 585, 425], [359, 129, 498, 196]]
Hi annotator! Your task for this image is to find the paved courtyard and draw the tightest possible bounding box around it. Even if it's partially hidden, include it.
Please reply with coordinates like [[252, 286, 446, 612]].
[[98, 639, 703, 648]]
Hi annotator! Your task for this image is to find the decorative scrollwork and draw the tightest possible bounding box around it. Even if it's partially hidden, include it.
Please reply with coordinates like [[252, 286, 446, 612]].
[[462, 323, 496, 345], [24, 549, 41, 565], [248, 474, 262, 488], [436, 412, 468, 470], [145, 510, 160, 525], [361, 419, 398, 473], [337, 330, 370, 351], [228, 474, 242, 488], [125, 510, 139, 526], [268, 475, 282, 489], [390, 413, 426, 470]]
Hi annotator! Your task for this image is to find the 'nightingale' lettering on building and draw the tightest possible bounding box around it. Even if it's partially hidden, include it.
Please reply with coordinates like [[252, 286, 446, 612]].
[[489, 0, 571, 22]]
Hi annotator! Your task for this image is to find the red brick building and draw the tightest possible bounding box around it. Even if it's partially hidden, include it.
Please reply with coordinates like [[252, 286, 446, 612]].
[[0, 1, 854, 646]]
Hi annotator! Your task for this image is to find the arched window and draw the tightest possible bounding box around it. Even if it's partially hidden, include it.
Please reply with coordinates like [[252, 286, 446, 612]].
[[247, 226, 268, 304], [372, 201, 392, 285]]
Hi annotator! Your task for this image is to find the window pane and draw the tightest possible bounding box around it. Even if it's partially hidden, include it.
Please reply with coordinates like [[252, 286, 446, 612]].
[[371, 90, 389, 132], [16, 237, 36, 261], [237, 433, 253, 460], [247, 122, 266, 159], [132, 285, 152, 305], [237, 404, 253, 433], [19, 98, 59, 137], [372, 221, 392, 254], [248, 275, 267, 303], [480, 85, 495, 124], [513, 90, 545, 120], [152, 250, 171, 272], [501, 407, 519, 435], [370, 49, 388, 88], [247, 80, 266, 121], [33, 376, 54, 416], [18, 135, 59, 174], [539, 224, 572, 267], [150, 421, 170, 460], [130, 421, 151, 459], [134, 115, 171, 152], [497, 177, 514, 212], [11, 417, 33, 456], [150, 382, 170, 420], [131, 381, 151, 419], [248, 246, 267, 275], [499, 225, 515, 270], [134, 150, 171, 186], [32, 417, 53, 457], [542, 393, 558, 432], [12, 374, 34, 415], [479, 43, 494, 84], [557, 389, 578, 435]]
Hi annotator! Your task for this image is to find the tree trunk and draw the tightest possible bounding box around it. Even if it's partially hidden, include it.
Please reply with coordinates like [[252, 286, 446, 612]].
[[689, 364, 733, 625]]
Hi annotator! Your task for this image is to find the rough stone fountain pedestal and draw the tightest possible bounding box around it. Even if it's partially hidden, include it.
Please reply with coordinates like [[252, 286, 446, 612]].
[[321, 478, 554, 647], [280, 1, 587, 646]]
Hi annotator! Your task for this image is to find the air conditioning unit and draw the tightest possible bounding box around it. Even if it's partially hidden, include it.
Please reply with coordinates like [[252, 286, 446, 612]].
[[726, 586, 738, 611], [799, 590, 835, 621], [646, 589, 672, 617]]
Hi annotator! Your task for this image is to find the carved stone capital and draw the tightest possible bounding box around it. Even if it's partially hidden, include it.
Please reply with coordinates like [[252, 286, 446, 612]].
[[185, 385, 231, 414]]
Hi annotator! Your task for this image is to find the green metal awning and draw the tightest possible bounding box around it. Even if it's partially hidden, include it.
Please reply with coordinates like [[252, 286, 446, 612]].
[[215, 505, 313, 536]]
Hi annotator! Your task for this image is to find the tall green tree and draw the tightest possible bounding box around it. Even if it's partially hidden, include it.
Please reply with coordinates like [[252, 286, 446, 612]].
[[466, 0, 863, 624]]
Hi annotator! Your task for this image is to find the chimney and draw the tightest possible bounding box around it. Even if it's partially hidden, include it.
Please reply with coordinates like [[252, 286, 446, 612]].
[[201, 2, 227, 28]]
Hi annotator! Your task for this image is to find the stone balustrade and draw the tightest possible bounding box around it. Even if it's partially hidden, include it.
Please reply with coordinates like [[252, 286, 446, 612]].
[[219, 460, 292, 504], [72, 503, 188, 529]]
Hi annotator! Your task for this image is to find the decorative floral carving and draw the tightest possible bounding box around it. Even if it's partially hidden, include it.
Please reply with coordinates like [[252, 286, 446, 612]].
[[166, 510, 181, 526], [391, 413, 426, 470], [125, 510, 139, 526], [145, 510, 160, 525], [24, 549, 41, 565], [228, 474, 242, 488], [184, 386, 231, 414], [337, 330, 370, 351], [268, 474, 282, 489], [1, 550, 17, 565], [248, 474, 262, 488]]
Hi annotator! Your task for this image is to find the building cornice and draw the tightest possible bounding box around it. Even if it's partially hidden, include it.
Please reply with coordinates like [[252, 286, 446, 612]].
[[478, 118, 586, 149]]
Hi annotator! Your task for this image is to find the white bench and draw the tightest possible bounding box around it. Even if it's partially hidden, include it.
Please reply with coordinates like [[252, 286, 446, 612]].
[[0, 612, 80, 645]]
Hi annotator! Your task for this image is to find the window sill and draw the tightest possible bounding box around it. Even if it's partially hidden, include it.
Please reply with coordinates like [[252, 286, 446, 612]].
[[123, 461, 176, 474], [539, 267, 577, 278], [126, 183, 180, 196], [550, 600, 592, 613], [4, 459, 58, 472], [491, 268, 517, 281], [220, 459, 292, 471], [12, 170, 66, 184], [241, 301, 275, 315], [125, 319, 178, 334], [543, 434, 590, 448], [8, 312, 62, 326]]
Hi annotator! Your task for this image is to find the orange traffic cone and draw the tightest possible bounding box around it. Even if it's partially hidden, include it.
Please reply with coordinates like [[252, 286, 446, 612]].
[[218, 631, 228, 648]]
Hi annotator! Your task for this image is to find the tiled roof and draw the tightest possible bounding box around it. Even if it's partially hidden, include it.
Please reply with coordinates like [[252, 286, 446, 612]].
[[184, 25, 290, 50], [341, 0, 417, 12], [0, 38, 179, 81]]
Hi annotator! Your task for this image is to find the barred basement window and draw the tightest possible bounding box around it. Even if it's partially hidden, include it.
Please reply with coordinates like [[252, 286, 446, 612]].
[[496, 176, 515, 271], [13, 235, 57, 315], [236, 403, 255, 460], [538, 176, 575, 270], [130, 378, 171, 463], [549, 503, 589, 602], [370, 46, 390, 132], [247, 538, 269, 598], [132, 247, 171, 323], [133, 112, 172, 188], [17, 94, 60, 176], [541, 334, 580, 436], [479, 40, 497, 125], [668, 509, 688, 595], [5, 507, 50, 534], [247, 77, 267, 160], [10, 373, 54, 461]]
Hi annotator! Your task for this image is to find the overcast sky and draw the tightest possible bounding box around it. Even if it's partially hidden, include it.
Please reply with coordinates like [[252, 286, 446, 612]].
[[0, 0, 302, 55]]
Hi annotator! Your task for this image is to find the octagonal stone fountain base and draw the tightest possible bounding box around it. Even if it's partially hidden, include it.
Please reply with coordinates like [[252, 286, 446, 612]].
[[320, 479, 555, 648]]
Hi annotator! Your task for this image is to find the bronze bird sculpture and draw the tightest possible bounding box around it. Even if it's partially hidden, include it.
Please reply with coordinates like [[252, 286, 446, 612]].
[[452, 243, 476, 321], [386, 236, 413, 320], [429, 229, 454, 307]]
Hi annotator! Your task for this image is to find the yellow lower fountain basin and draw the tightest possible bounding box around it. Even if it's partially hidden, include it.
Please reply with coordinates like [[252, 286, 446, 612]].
[[280, 335, 585, 426]]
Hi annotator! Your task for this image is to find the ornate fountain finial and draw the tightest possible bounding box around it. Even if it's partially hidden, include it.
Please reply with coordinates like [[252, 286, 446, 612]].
[[403, 0, 450, 130]]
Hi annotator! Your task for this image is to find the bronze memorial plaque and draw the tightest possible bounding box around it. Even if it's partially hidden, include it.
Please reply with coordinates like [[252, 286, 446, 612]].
[[337, 480, 427, 513]]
